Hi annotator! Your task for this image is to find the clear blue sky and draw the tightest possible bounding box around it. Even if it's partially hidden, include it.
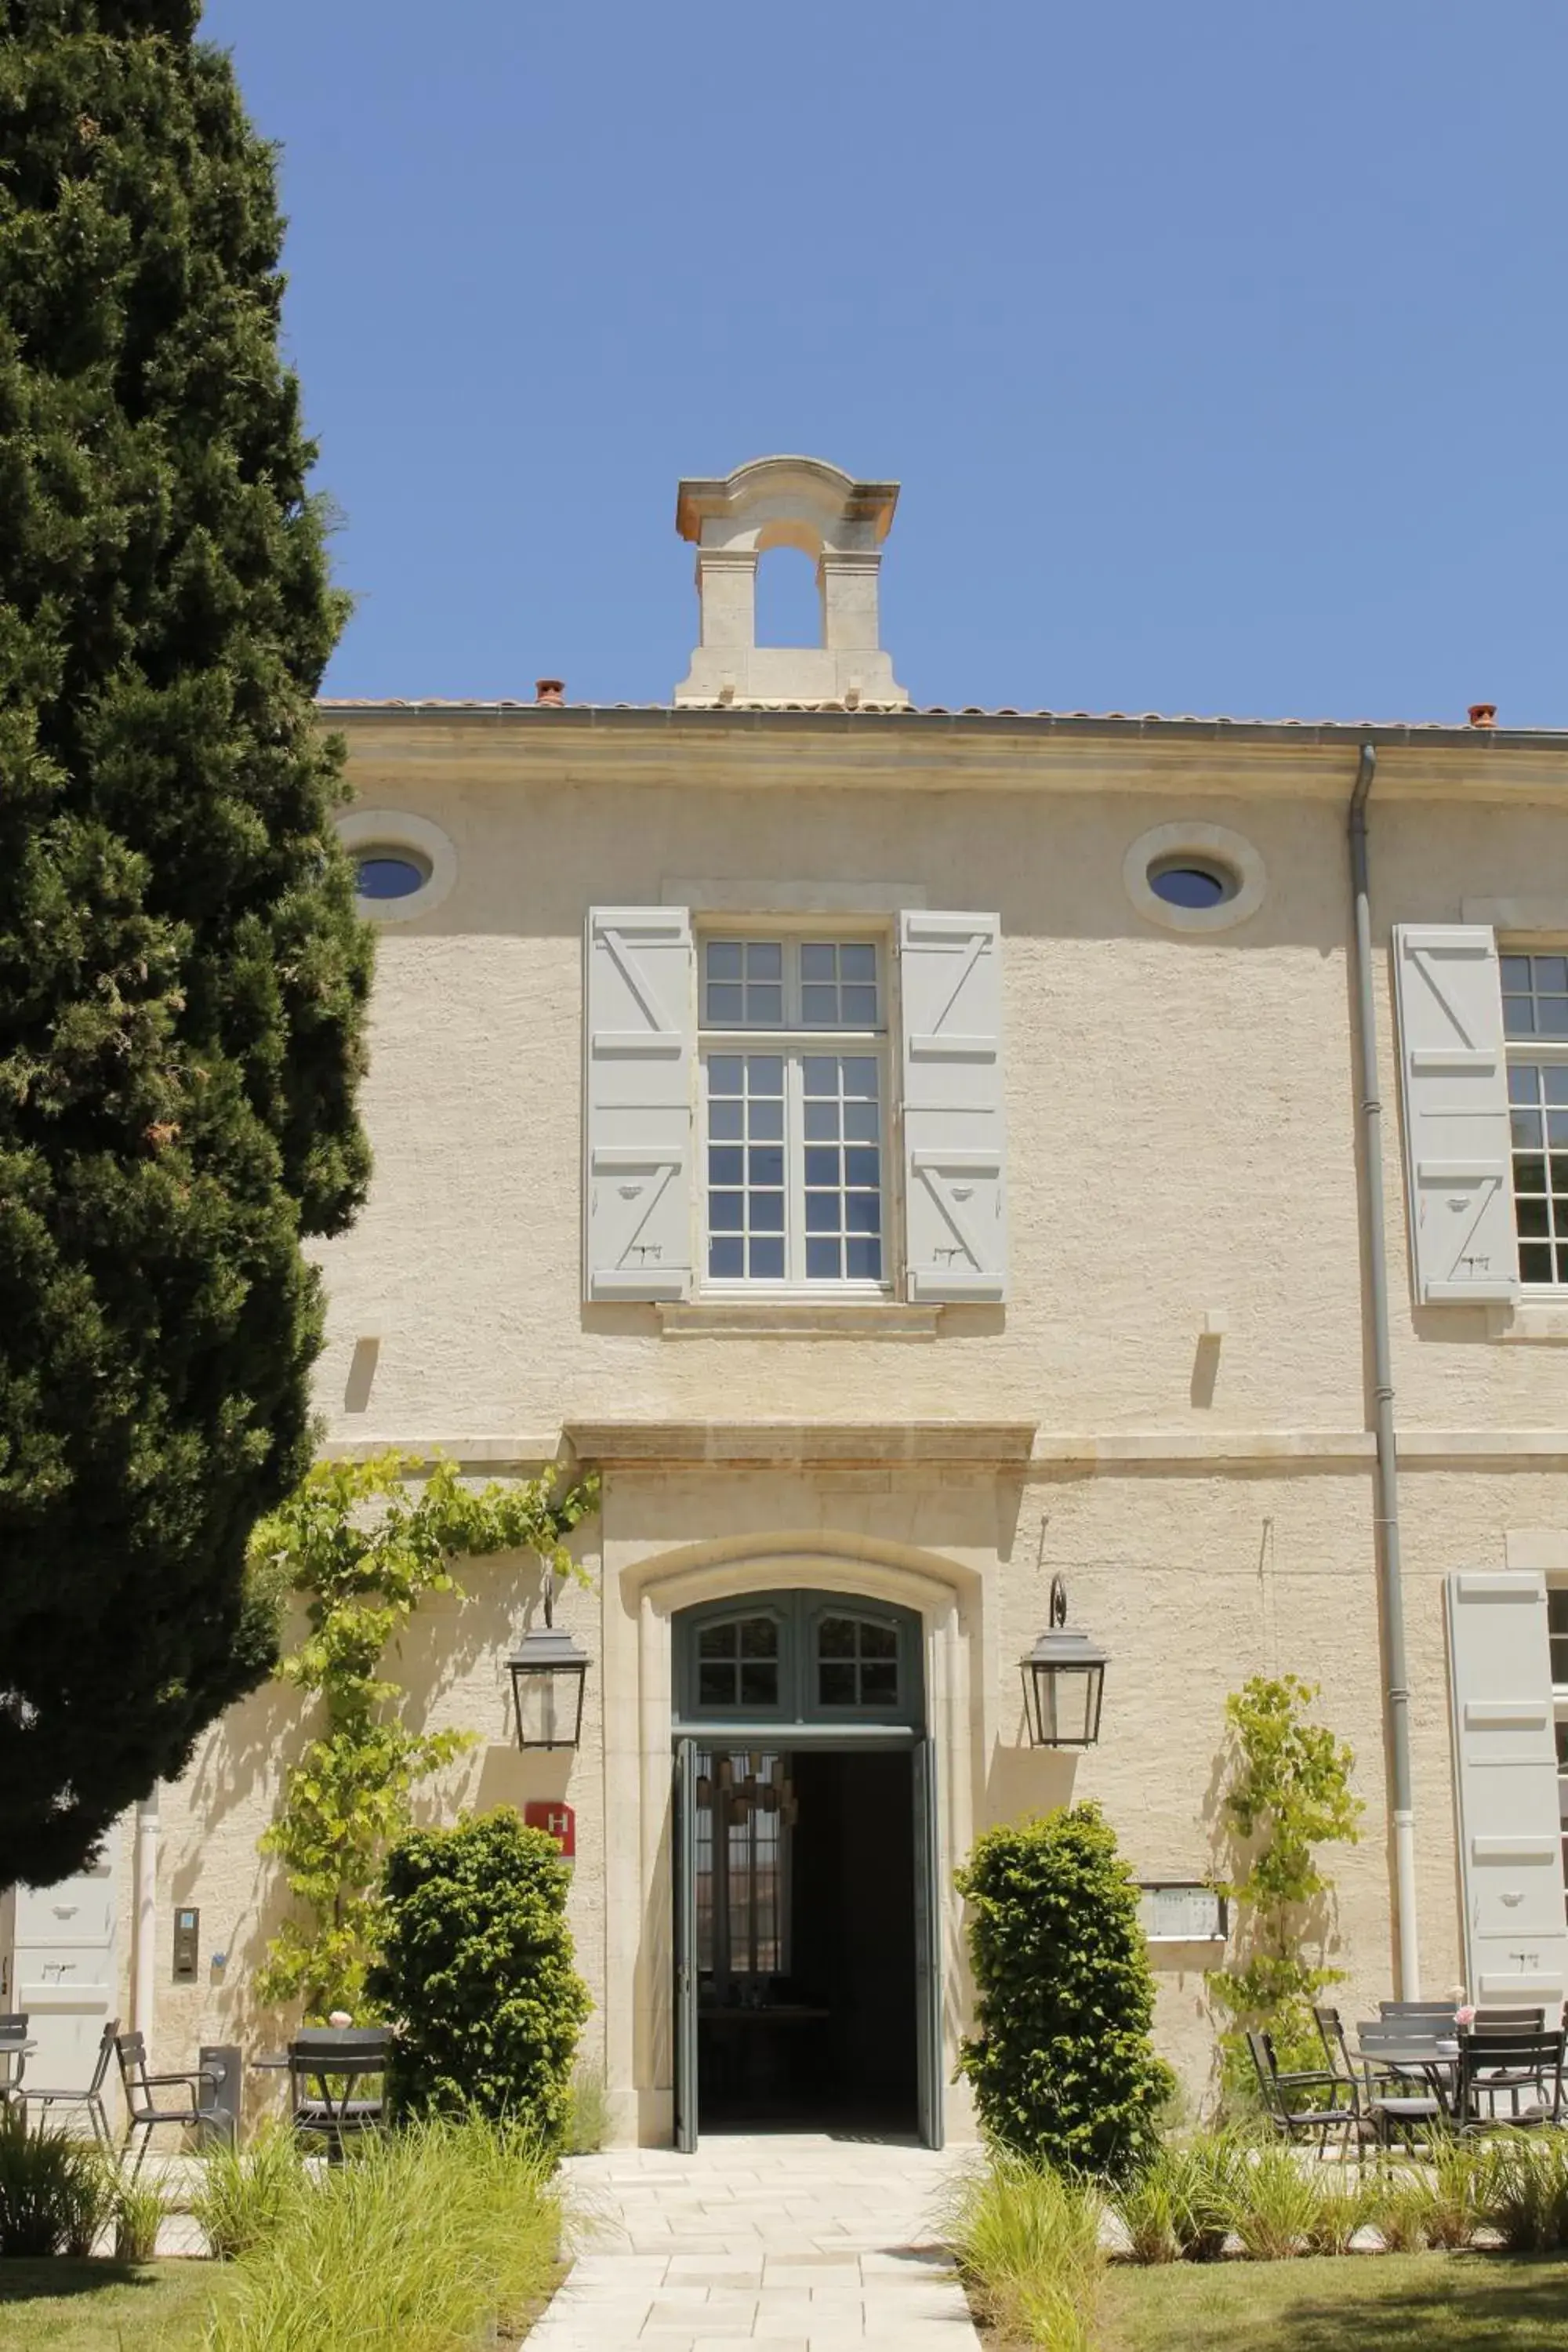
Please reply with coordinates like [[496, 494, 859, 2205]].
[[203, 0, 1566, 724]]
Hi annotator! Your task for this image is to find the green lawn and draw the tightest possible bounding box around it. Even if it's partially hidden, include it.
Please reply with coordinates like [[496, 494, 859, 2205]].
[[0, 2261, 220, 2351], [1102, 2250, 1568, 2351]]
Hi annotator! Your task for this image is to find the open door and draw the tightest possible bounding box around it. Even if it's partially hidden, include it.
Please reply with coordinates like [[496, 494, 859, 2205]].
[[912, 1735, 944, 2149], [672, 1737, 699, 2152]]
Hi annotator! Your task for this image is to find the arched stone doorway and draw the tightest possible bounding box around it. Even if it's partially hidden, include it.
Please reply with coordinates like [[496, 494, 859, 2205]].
[[597, 1538, 982, 2151], [670, 1590, 938, 2147]]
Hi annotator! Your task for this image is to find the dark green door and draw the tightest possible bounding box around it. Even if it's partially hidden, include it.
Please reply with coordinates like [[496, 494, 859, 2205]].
[[672, 1737, 699, 2152], [912, 1735, 944, 2149]]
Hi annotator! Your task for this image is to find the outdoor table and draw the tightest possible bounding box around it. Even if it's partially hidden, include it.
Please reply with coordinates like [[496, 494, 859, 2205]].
[[1353, 2032, 1459, 2113], [0, 2039, 37, 2103], [256, 2037, 390, 2162]]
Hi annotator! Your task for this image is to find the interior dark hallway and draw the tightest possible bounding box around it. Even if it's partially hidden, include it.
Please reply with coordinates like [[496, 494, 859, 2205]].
[[696, 1747, 918, 2132]]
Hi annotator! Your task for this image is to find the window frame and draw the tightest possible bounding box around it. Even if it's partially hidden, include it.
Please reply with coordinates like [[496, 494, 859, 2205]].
[[1502, 946, 1568, 1295], [673, 1591, 924, 1732], [696, 926, 896, 1298]]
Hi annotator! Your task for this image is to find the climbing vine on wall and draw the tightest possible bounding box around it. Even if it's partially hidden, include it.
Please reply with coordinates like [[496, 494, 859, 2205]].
[[1206, 1674, 1363, 2087], [252, 1452, 597, 2017]]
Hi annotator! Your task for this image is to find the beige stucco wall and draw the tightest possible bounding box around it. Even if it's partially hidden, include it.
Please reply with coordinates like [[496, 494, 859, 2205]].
[[134, 713, 1568, 2136]]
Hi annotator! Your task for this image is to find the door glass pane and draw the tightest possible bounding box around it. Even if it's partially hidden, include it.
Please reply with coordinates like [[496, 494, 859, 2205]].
[[694, 1751, 790, 1991], [693, 1617, 779, 1711], [815, 1613, 901, 1710]]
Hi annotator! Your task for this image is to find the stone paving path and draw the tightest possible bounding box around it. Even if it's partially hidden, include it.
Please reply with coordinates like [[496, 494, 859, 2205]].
[[531, 2132, 984, 2351]]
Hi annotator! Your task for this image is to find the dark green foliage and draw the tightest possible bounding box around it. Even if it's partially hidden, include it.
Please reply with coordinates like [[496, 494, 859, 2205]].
[[370, 1810, 592, 2143], [957, 1802, 1174, 2183], [0, 1, 371, 1880], [0, 2103, 114, 2256]]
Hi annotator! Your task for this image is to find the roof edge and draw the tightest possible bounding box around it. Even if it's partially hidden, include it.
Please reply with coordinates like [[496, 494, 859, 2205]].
[[315, 700, 1568, 752]]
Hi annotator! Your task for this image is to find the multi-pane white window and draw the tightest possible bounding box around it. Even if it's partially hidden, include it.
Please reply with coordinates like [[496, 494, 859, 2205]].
[[1504, 954, 1568, 1290], [700, 936, 887, 1287]]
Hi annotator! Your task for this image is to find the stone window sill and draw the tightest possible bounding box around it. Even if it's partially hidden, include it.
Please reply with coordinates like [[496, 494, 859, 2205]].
[[1486, 1301, 1568, 1343], [658, 1298, 942, 1340]]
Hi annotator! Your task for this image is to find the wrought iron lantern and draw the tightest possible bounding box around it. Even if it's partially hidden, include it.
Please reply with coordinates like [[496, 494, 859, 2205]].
[[506, 1584, 590, 1751], [1020, 1575, 1109, 1748]]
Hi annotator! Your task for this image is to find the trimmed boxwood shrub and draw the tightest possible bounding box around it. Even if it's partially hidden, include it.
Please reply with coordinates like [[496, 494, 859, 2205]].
[[956, 1802, 1173, 2181], [369, 1809, 590, 2142]]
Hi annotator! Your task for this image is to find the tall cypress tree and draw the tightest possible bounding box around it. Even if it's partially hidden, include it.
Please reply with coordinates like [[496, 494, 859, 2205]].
[[0, 0, 371, 1884]]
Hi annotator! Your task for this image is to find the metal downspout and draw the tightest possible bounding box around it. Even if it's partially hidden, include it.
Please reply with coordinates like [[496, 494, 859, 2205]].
[[1348, 744, 1420, 1998], [132, 1788, 159, 2043]]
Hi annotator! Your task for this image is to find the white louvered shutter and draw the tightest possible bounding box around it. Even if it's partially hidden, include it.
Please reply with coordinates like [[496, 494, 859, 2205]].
[[583, 908, 694, 1301], [1446, 1571, 1568, 2006], [898, 911, 1007, 1302], [1392, 924, 1519, 1305]]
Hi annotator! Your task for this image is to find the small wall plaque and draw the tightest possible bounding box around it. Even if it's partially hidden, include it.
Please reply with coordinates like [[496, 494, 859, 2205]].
[[1138, 1883, 1227, 1944], [524, 1801, 576, 1860]]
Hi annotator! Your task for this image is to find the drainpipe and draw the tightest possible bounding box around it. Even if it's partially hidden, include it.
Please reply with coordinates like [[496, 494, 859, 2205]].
[[132, 1789, 159, 2042], [1348, 744, 1420, 2000]]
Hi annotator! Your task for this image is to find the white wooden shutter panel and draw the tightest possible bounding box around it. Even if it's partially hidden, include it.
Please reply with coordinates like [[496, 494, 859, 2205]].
[[898, 911, 1007, 1302], [583, 908, 693, 1301], [1392, 924, 1519, 1305], [1446, 1571, 1568, 2005]]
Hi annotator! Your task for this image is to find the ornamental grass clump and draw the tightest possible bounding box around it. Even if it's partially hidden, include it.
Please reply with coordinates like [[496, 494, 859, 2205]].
[[191, 2121, 307, 2260], [957, 1804, 1174, 2182], [1474, 2129, 1568, 2252], [0, 2106, 114, 2259], [1424, 2134, 1487, 2251], [1301, 2163, 1377, 2257], [1165, 2131, 1254, 2261], [208, 2114, 561, 2352], [1109, 2131, 1252, 2265], [1229, 2142, 1324, 2261], [1369, 2168, 1436, 2254], [943, 2151, 1103, 2352], [565, 2059, 612, 2155], [1110, 2157, 1182, 2264], [111, 2173, 168, 2264]]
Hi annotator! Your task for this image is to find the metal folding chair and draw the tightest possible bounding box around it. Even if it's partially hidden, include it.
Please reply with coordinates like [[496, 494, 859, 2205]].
[[287, 2027, 390, 2160], [1247, 2028, 1359, 2155], [1354, 2021, 1446, 2151], [0, 2014, 29, 2109], [1457, 2024, 1566, 2130], [23, 2017, 118, 2149], [114, 2030, 226, 2177]]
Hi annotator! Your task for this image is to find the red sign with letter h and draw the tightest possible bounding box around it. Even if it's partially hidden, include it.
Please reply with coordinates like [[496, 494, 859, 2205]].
[[524, 1800, 575, 1859]]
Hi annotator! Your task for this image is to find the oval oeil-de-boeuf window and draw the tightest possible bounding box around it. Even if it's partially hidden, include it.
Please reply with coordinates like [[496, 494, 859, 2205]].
[[1146, 856, 1238, 911], [355, 848, 431, 902]]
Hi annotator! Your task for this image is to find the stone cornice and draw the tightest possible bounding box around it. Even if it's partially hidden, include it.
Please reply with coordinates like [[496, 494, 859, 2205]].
[[321, 703, 1568, 807], [560, 1420, 1039, 1468], [317, 1426, 1568, 1472]]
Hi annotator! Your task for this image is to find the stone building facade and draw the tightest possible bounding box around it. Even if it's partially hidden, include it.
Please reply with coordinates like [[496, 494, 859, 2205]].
[[9, 457, 1568, 2147]]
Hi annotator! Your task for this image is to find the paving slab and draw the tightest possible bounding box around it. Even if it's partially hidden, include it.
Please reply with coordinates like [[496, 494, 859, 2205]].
[[531, 2132, 982, 2351]]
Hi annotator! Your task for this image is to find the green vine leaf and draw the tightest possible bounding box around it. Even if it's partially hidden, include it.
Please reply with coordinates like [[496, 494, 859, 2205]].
[[252, 1451, 599, 2018], [1205, 1674, 1363, 2092]]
